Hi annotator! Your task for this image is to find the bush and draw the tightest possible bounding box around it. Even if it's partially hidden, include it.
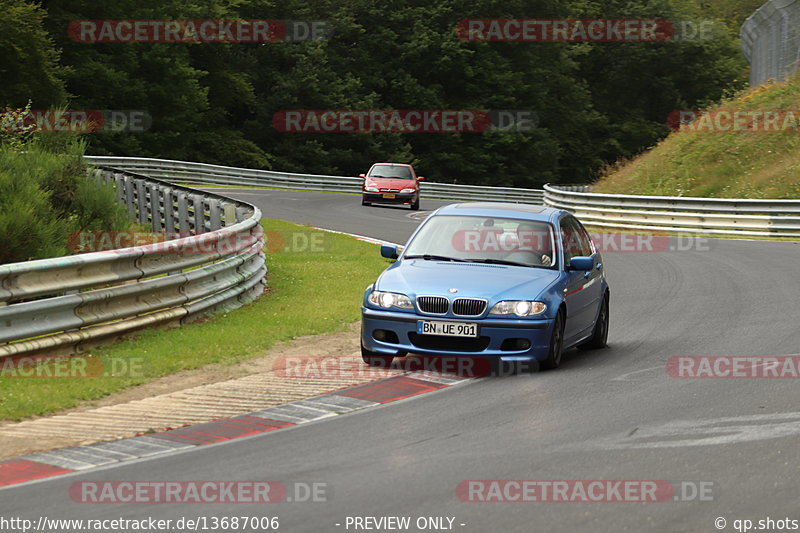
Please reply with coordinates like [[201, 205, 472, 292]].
[[0, 124, 129, 264], [74, 172, 130, 231], [0, 165, 64, 263]]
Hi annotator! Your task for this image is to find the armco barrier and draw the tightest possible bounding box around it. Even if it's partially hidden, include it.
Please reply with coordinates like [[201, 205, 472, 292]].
[[84, 156, 545, 204], [85, 156, 800, 237], [544, 184, 800, 237], [0, 167, 266, 358]]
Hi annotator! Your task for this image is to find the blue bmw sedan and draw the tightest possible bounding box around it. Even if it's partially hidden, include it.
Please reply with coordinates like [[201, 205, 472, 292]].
[[361, 203, 609, 370]]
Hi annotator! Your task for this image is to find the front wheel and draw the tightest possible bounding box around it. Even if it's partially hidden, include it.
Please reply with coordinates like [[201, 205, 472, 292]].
[[540, 311, 564, 370], [361, 344, 394, 367], [410, 197, 419, 210], [362, 197, 371, 206], [578, 293, 609, 350]]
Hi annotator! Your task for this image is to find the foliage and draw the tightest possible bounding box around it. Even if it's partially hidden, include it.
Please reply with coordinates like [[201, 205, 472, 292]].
[[0, 0, 67, 108], [0, 124, 129, 264], [1, 0, 761, 187]]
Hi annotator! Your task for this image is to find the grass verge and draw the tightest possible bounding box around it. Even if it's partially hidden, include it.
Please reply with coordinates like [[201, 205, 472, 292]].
[[0, 219, 389, 421], [594, 73, 800, 199]]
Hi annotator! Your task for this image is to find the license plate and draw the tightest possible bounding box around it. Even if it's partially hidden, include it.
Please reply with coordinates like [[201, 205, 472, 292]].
[[382, 193, 396, 199], [417, 320, 478, 338]]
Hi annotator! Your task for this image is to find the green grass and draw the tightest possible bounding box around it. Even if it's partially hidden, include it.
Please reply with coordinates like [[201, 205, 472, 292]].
[[594, 73, 800, 199], [0, 219, 389, 421]]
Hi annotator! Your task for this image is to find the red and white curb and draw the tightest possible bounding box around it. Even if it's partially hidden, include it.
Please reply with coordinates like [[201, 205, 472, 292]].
[[0, 371, 471, 488]]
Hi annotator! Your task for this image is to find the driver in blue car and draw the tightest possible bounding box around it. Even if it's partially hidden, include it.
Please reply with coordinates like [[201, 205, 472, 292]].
[[507, 222, 553, 267]]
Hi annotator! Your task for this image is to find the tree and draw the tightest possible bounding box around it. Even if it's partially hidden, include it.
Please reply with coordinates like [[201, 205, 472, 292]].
[[0, 0, 67, 107]]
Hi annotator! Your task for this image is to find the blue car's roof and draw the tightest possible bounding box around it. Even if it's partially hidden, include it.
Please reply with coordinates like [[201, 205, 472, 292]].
[[434, 202, 565, 223]]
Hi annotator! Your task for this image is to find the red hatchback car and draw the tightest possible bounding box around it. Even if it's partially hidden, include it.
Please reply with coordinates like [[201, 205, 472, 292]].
[[360, 163, 424, 210]]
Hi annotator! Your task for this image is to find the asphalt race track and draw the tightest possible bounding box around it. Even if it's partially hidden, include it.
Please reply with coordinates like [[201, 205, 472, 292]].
[[3, 189, 800, 532]]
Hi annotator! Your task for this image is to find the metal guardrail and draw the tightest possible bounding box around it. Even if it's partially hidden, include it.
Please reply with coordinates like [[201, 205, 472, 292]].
[[0, 167, 266, 358], [84, 156, 545, 204], [85, 156, 800, 237], [544, 184, 800, 237], [741, 0, 800, 86]]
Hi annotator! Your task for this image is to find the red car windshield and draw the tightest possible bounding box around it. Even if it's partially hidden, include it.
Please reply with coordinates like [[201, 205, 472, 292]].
[[368, 165, 413, 179]]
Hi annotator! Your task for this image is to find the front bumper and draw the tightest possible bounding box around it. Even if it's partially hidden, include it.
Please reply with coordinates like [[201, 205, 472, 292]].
[[363, 192, 416, 204], [361, 307, 555, 362]]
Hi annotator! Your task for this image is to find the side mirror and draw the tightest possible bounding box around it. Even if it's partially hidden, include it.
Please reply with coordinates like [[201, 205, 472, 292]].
[[380, 245, 399, 259], [359, 173, 366, 178], [417, 176, 425, 181], [569, 256, 594, 271]]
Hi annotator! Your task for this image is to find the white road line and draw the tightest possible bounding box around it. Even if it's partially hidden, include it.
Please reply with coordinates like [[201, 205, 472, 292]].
[[611, 365, 663, 381]]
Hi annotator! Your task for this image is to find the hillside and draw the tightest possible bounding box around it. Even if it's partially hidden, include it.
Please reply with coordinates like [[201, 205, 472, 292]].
[[593, 74, 800, 199]]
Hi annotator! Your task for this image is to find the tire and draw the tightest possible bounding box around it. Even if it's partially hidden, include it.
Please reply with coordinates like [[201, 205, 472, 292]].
[[362, 197, 371, 206], [578, 292, 609, 350], [410, 197, 419, 210], [540, 310, 565, 370], [361, 344, 394, 367]]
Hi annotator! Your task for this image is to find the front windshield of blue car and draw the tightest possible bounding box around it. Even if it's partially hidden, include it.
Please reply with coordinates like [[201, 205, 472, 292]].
[[403, 215, 556, 268]]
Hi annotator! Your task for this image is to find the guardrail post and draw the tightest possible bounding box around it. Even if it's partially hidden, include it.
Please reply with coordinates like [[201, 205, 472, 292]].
[[177, 191, 190, 234], [113, 172, 125, 205], [223, 203, 237, 227], [124, 175, 136, 221], [163, 187, 176, 234], [136, 180, 149, 225], [191, 194, 205, 234], [150, 184, 164, 233], [209, 199, 222, 230]]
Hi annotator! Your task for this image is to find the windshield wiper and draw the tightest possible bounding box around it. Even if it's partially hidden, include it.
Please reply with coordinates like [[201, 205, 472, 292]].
[[404, 254, 468, 262], [465, 258, 536, 268]]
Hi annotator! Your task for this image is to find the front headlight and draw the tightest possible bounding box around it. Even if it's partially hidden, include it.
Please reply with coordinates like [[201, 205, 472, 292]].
[[490, 300, 547, 316], [368, 290, 414, 309], [365, 186, 379, 192], [399, 188, 416, 193]]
